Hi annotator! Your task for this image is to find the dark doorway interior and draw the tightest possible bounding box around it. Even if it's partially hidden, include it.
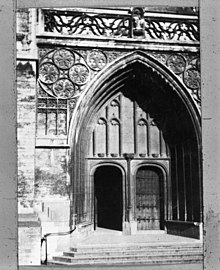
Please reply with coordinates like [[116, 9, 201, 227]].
[[136, 166, 164, 230], [94, 166, 123, 231]]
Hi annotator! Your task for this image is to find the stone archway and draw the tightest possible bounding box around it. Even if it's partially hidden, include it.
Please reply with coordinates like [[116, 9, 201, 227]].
[[69, 51, 202, 238]]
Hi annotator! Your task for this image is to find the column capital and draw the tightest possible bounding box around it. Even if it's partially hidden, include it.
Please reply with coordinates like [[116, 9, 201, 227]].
[[123, 153, 134, 161]]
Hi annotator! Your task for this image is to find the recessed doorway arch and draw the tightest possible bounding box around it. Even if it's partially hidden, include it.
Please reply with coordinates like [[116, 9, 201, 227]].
[[94, 165, 123, 231], [69, 50, 202, 238]]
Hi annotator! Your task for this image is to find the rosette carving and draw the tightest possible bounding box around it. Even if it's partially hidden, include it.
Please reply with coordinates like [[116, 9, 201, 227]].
[[183, 68, 200, 90], [69, 64, 90, 85], [166, 54, 186, 75], [87, 50, 107, 71], [53, 79, 75, 98], [39, 63, 59, 84], [53, 49, 75, 69]]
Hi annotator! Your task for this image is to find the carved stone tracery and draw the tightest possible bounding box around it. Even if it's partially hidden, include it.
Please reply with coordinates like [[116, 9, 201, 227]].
[[43, 8, 199, 42]]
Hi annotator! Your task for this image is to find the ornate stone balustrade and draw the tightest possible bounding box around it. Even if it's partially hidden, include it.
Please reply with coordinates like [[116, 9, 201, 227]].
[[40, 7, 199, 43]]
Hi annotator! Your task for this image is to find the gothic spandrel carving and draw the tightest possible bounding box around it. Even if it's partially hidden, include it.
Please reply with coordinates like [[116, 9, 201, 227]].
[[150, 52, 201, 104], [38, 48, 126, 101], [38, 48, 90, 99], [38, 47, 201, 132]]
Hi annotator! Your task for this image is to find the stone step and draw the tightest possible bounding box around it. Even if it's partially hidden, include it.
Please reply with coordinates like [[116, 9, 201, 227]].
[[52, 253, 203, 264], [50, 256, 203, 266], [51, 239, 203, 266], [70, 242, 202, 251], [64, 248, 202, 258], [71, 244, 202, 253]]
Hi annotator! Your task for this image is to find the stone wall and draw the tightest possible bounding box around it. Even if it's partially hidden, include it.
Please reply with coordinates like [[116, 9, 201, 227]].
[[34, 148, 71, 259], [17, 60, 36, 209], [18, 213, 41, 265]]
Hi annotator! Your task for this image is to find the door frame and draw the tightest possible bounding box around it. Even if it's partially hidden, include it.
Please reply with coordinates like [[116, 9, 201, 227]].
[[132, 162, 168, 230], [90, 161, 126, 231]]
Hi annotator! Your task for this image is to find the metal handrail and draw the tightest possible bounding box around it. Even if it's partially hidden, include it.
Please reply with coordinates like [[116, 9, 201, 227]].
[[41, 225, 76, 265]]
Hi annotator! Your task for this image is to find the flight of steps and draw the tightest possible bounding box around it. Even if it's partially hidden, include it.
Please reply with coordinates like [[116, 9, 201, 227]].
[[49, 242, 203, 266]]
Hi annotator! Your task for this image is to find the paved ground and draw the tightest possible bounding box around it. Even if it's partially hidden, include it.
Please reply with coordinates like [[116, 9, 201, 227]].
[[77, 227, 201, 246]]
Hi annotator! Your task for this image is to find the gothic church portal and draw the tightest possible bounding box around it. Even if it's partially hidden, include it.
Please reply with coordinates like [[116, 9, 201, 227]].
[[16, 6, 202, 266], [69, 51, 201, 235]]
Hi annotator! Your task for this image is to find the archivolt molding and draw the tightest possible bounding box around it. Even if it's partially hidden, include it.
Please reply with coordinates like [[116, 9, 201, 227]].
[[68, 50, 201, 149]]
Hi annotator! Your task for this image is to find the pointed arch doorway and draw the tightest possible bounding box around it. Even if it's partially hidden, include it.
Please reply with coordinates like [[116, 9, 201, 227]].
[[69, 51, 202, 238], [94, 165, 123, 231]]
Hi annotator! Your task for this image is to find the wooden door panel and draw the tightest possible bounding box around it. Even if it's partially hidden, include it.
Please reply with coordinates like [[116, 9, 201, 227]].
[[136, 167, 163, 230]]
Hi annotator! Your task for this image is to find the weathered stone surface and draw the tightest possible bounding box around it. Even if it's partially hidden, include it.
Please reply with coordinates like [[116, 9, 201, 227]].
[[17, 60, 36, 209], [34, 148, 69, 200], [18, 213, 41, 265]]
